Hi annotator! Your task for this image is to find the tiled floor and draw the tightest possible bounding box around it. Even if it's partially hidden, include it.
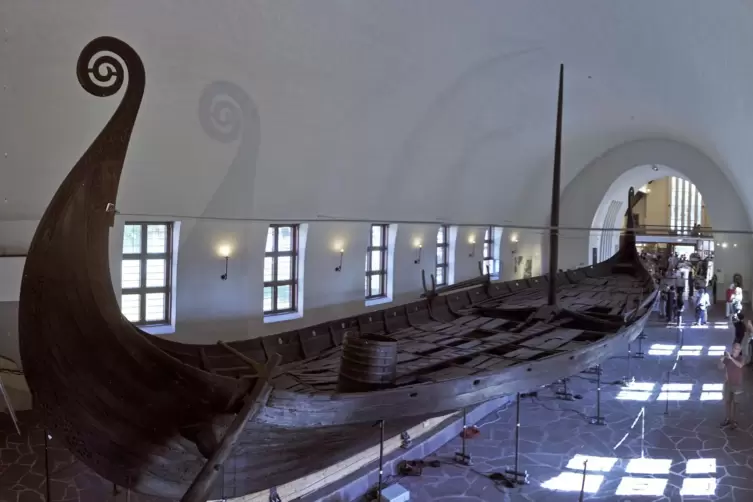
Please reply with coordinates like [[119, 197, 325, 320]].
[[392, 312, 753, 501]]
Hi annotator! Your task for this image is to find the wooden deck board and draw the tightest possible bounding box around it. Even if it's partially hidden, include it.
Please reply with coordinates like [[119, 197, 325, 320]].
[[518, 329, 584, 350]]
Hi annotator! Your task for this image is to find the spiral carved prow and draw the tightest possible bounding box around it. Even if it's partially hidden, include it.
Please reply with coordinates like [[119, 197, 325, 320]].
[[66, 37, 146, 226], [18, 36, 152, 492], [76, 36, 145, 99]]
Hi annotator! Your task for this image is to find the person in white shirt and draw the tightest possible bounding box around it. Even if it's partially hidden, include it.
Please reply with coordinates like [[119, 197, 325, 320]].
[[694, 288, 710, 326]]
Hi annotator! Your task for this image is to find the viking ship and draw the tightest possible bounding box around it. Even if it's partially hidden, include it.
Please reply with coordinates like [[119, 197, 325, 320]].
[[18, 37, 657, 501]]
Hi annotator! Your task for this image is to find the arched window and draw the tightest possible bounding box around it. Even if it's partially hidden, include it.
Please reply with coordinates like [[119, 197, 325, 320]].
[[669, 177, 702, 234]]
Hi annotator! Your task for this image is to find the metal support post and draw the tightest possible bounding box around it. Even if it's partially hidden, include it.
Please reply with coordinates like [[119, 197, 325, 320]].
[[502, 393, 529, 485], [454, 407, 472, 465], [617, 343, 634, 386], [44, 430, 51, 502], [578, 458, 589, 502], [664, 370, 671, 416], [377, 420, 385, 501], [589, 364, 606, 425]]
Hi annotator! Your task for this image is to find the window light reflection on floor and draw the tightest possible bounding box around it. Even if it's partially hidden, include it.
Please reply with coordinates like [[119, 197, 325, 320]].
[[615, 476, 668, 496], [541, 472, 604, 493], [662, 383, 693, 391], [648, 349, 674, 356], [686, 458, 717, 475], [626, 381, 655, 391], [680, 477, 717, 496], [565, 454, 618, 472], [708, 351, 725, 357], [709, 345, 726, 350], [625, 457, 672, 475], [680, 345, 703, 350], [616, 390, 652, 401], [657, 391, 691, 401], [651, 344, 676, 350], [702, 383, 724, 391], [700, 392, 724, 401], [678, 349, 701, 356]]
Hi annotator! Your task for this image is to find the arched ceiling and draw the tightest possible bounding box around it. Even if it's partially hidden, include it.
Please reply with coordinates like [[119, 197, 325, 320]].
[[2, 1, 753, 225]]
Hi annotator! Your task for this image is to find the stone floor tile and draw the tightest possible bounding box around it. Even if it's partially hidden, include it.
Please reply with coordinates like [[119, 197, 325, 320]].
[[383, 311, 753, 501]]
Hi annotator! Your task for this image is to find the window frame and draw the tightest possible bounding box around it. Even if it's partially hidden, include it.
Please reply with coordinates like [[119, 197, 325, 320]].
[[264, 224, 299, 315], [436, 225, 449, 287], [366, 224, 388, 299], [121, 222, 173, 326], [482, 225, 495, 276]]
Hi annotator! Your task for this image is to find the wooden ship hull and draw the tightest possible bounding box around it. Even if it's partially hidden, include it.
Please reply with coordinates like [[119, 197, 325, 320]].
[[17, 37, 658, 500]]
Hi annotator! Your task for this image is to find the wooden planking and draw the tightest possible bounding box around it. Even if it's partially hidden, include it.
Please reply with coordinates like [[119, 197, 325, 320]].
[[517, 328, 584, 351]]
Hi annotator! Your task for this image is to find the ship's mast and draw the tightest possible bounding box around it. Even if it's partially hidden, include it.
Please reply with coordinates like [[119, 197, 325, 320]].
[[547, 63, 564, 306]]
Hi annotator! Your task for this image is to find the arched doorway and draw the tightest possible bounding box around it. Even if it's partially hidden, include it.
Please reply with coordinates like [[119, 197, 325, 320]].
[[558, 139, 752, 301]]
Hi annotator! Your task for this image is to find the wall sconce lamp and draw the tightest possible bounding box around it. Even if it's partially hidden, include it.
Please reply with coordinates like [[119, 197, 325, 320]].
[[218, 244, 232, 280], [468, 235, 476, 257], [335, 248, 344, 272], [414, 240, 423, 264]]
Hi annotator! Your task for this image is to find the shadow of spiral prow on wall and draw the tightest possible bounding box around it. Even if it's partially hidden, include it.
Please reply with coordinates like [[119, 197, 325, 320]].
[[195, 80, 260, 221], [172, 81, 260, 337]]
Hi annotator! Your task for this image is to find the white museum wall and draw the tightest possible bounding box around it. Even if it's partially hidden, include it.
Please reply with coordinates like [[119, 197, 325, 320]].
[[0, 219, 503, 362]]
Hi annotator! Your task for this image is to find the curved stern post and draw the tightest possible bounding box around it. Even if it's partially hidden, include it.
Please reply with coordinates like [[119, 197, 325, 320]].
[[618, 187, 640, 264]]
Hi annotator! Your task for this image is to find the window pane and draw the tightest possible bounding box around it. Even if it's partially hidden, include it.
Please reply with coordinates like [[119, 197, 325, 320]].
[[265, 227, 276, 252], [370, 250, 383, 272], [365, 275, 369, 295], [146, 259, 166, 287], [436, 247, 445, 264], [278, 227, 292, 252], [144, 293, 166, 322], [121, 294, 141, 322], [277, 256, 292, 281], [370, 275, 382, 296], [483, 243, 490, 258], [264, 257, 275, 282], [146, 225, 167, 253], [436, 267, 444, 285], [437, 227, 445, 244], [122, 260, 141, 288], [484, 228, 490, 241], [263, 286, 273, 312], [277, 285, 292, 310], [371, 225, 382, 247], [123, 225, 141, 254]]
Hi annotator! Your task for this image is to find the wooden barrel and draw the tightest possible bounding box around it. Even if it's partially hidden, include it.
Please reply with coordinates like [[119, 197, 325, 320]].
[[337, 332, 398, 393]]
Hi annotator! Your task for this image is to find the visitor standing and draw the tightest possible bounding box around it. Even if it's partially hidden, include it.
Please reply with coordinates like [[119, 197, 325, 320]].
[[693, 288, 710, 326], [733, 313, 747, 345], [666, 286, 677, 323], [720, 342, 744, 429], [726, 282, 737, 318]]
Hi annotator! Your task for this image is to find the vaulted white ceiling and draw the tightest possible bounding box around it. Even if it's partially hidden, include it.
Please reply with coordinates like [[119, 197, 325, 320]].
[[2, 1, 753, 228]]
